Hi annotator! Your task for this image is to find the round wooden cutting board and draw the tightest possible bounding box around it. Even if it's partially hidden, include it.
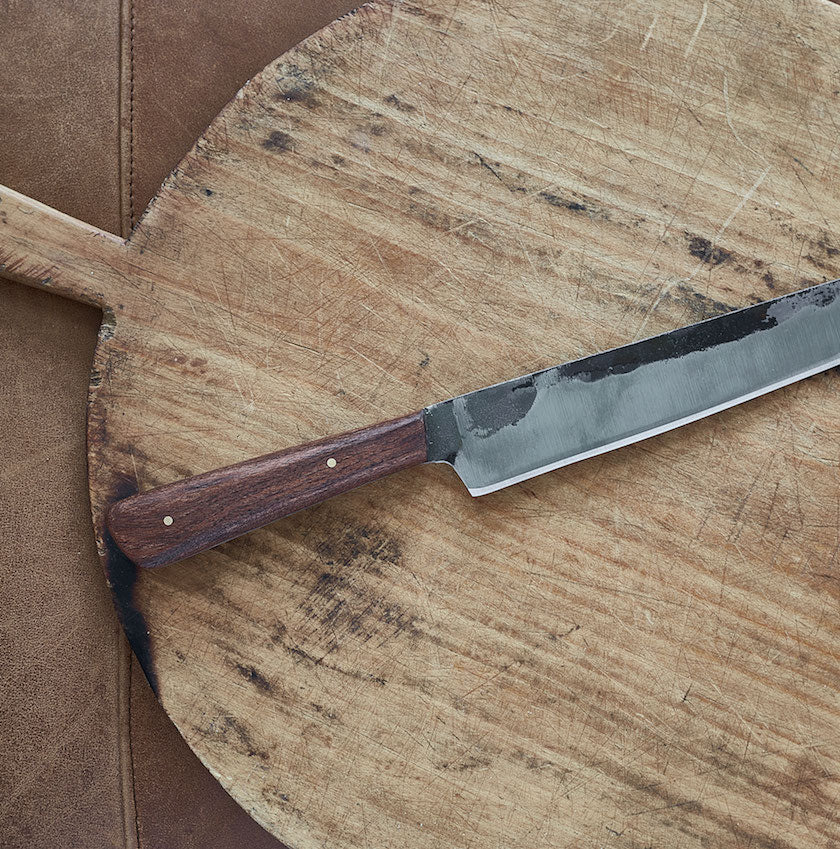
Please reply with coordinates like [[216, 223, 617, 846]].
[[3, 0, 840, 845]]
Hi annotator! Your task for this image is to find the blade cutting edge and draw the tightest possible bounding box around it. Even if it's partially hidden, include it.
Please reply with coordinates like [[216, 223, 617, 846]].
[[424, 280, 840, 495]]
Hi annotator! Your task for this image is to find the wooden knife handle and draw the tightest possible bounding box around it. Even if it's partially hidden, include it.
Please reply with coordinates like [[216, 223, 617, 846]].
[[106, 412, 428, 568]]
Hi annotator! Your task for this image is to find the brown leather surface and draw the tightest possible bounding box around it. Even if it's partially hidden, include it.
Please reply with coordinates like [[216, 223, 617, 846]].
[[1, 1, 352, 846], [0, 282, 125, 849], [0, 0, 122, 234]]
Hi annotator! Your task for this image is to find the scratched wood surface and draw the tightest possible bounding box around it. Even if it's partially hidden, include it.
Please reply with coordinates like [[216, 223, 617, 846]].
[[2, 0, 840, 845]]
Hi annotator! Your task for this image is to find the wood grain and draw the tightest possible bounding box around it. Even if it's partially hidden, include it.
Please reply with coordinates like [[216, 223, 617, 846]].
[[107, 412, 427, 568], [3, 0, 840, 846]]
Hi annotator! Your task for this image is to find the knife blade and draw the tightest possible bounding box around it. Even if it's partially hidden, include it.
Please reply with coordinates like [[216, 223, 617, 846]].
[[107, 279, 840, 568]]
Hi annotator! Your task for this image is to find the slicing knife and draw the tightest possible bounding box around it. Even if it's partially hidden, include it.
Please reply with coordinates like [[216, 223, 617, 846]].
[[107, 279, 840, 568]]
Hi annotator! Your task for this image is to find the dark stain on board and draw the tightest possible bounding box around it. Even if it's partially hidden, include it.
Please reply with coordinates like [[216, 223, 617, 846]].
[[805, 232, 840, 273], [261, 785, 304, 817], [438, 754, 493, 772], [234, 662, 273, 693], [670, 283, 741, 321], [294, 523, 420, 649], [272, 631, 387, 686], [315, 523, 402, 574], [276, 86, 319, 108], [207, 713, 269, 761], [783, 751, 835, 821], [274, 63, 319, 108], [401, 3, 447, 25], [475, 152, 504, 182], [617, 740, 835, 847], [310, 702, 340, 721], [405, 194, 497, 246], [384, 93, 416, 112], [262, 131, 296, 153], [103, 476, 159, 696], [686, 233, 733, 266], [539, 190, 588, 213], [512, 748, 558, 772], [816, 234, 840, 258]]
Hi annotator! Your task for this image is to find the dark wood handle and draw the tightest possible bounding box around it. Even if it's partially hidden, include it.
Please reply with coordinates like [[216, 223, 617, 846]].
[[106, 412, 428, 568]]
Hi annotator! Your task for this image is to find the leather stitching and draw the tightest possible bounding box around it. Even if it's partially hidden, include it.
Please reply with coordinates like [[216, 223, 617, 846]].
[[128, 0, 136, 227], [127, 654, 141, 849]]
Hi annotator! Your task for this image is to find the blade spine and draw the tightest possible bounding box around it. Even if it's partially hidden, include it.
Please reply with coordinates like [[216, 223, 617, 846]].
[[425, 278, 838, 415]]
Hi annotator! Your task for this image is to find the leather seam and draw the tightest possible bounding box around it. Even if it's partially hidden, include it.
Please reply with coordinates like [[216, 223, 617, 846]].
[[117, 2, 141, 840], [117, 631, 141, 849], [127, 652, 142, 849], [128, 0, 136, 227]]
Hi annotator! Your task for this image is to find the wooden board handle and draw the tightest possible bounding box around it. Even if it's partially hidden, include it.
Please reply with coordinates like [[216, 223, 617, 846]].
[[0, 183, 127, 305], [106, 412, 428, 568]]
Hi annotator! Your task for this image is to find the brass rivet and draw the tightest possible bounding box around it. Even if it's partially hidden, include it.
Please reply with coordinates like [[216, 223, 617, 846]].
[[163, 515, 174, 526], [326, 457, 337, 468]]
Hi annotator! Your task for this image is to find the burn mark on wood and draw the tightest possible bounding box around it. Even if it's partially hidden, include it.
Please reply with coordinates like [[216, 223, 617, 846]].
[[349, 131, 372, 153], [816, 234, 840, 258], [777, 751, 836, 821], [686, 233, 733, 266], [262, 131, 295, 152], [436, 736, 506, 773], [103, 476, 158, 695], [260, 785, 305, 818]]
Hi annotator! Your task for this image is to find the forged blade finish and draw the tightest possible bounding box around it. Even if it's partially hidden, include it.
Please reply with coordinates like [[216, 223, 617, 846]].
[[424, 280, 840, 496]]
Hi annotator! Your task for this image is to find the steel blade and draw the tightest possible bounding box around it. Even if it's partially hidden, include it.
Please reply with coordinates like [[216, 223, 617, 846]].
[[424, 280, 840, 495]]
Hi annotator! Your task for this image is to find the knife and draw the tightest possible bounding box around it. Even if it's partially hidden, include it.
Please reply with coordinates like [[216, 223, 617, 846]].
[[107, 279, 840, 568]]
